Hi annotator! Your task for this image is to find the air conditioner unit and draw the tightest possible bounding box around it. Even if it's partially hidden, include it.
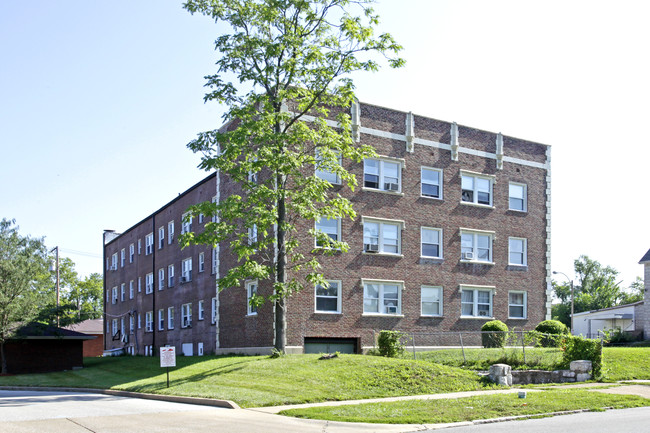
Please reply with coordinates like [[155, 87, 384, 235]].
[[183, 319, 192, 328], [110, 265, 117, 271], [386, 305, 398, 314], [386, 182, 399, 192], [364, 243, 379, 253], [462, 252, 474, 260], [181, 276, 191, 283]]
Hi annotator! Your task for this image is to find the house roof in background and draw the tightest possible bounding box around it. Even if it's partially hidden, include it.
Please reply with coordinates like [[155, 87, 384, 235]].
[[639, 248, 650, 264], [63, 318, 103, 334]]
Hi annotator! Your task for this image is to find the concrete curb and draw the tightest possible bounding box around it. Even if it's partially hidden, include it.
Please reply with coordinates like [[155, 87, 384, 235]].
[[0, 386, 240, 409]]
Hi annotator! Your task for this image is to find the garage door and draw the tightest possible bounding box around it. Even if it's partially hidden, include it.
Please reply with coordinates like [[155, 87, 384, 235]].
[[303, 338, 357, 354]]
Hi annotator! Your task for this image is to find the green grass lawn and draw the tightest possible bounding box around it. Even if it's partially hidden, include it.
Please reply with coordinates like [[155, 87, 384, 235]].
[[0, 354, 494, 407], [280, 389, 650, 424], [602, 348, 650, 381], [410, 347, 564, 370]]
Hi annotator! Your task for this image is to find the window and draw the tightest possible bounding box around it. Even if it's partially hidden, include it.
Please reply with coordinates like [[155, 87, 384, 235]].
[[111, 253, 117, 270], [158, 309, 165, 331], [198, 300, 205, 320], [246, 281, 258, 316], [461, 172, 493, 206], [460, 230, 494, 263], [211, 248, 217, 274], [112, 319, 118, 336], [120, 283, 125, 301], [129, 244, 134, 263], [145, 311, 153, 332], [421, 286, 442, 316], [421, 167, 442, 199], [421, 227, 442, 258], [168, 264, 175, 287], [145, 233, 153, 255], [211, 297, 218, 324], [158, 227, 164, 249], [315, 148, 341, 184], [509, 182, 527, 212], [168, 221, 175, 244], [129, 281, 134, 299], [248, 225, 257, 248], [145, 273, 153, 294], [211, 196, 218, 223], [120, 249, 125, 267], [181, 303, 192, 328], [121, 318, 125, 336], [363, 280, 402, 315], [168, 307, 175, 329], [315, 217, 340, 248], [248, 158, 258, 184], [181, 213, 192, 234], [362, 218, 402, 254], [460, 286, 493, 318], [199, 213, 204, 224], [129, 316, 134, 334], [198, 252, 205, 273], [315, 280, 341, 313], [181, 258, 192, 283], [508, 237, 527, 266], [158, 268, 165, 290], [138, 239, 142, 255], [111, 287, 117, 304], [137, 313, 141, 329], [509, 291, 527, 319], [138, 277, 141, 293], [363, 158, 402, 192]]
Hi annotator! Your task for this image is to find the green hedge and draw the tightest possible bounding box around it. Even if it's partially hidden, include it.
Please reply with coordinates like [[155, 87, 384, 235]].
[[562, 335, 603, 378], [481, 320, 508, 348], [376, 330, 407, 357]]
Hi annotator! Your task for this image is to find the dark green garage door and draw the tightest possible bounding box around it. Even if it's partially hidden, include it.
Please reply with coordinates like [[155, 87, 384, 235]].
[[303, 338, 357, 354]]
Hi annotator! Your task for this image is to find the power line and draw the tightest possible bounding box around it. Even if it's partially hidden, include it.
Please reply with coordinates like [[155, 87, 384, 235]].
[[58, 247, 102, 258]]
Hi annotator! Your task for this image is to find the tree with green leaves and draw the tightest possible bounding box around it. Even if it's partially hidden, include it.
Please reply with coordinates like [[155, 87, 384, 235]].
[[181, 0, 403, 351], [0, 219, 48, 374]]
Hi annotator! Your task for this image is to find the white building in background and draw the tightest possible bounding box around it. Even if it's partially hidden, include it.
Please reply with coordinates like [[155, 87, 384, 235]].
[[572, 302, 643, 339]]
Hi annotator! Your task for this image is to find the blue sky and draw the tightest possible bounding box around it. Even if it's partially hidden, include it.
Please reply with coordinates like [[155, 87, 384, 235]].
[[2, 1, 649, 289]]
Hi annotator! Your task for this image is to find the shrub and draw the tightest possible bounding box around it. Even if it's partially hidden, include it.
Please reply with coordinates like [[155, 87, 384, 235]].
[[481, 320, 508, 348], [603, 329, 637, 345], [376, 330, 407, 357], [534, 320, 568, 347], [562, 335, 603, 378]]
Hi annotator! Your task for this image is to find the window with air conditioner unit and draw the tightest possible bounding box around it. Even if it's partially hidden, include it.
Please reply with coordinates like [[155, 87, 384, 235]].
[[363, 280, 402, 315], [145, 311, 153, 332], [181, 258, 192, 283], [363, 158, 403, 193], [181, 303, 192, 328], [461, 286, 494, 318], [362, 218, 403, 255], [460, 230, 494, 263]]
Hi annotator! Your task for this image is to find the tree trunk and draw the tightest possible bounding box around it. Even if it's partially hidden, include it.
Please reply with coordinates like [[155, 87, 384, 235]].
[[274, 173, 287, 352], [0, 341, 6, 375]]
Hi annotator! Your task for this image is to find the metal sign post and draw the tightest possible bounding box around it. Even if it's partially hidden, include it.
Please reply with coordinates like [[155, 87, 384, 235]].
[[160, 346, 176, 388]]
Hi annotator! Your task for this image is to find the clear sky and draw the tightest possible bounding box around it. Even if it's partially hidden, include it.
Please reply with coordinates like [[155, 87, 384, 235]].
[[1, 0, 648, 290]]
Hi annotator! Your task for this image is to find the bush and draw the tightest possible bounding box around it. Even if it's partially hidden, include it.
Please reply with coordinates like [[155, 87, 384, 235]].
[[603, 329, 637, 345], [562, 335, 603, 378], [481, 320, 508, 348], [376, 330, 407, 357], [534, 320, 568, 347]]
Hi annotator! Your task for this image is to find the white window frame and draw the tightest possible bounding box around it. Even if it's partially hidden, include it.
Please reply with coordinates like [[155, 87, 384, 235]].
[[508, 291, 527, 319], [137, 313, 141, 329], [362, 217, 404, 255], [181, 258, 192, 283], [198, 252, 205, 273], [120, 249, 125, 267], [460, 285, 494, 318], [198, 300, 205, 320], [181, 303, 192, 328], [314, 280, 342, 314], [168, 221, 175, 244], [421, 286, 443, 317], [158, 268, 165, 290], [508, 237, 527, 266], [315, 148, 341, 184], [363, 157, 403, 193], [315, 217, 341, 248], [158, 226, 165, 249], [111, 287, 117, 304], [112, 319, 118, 336], [421, 167, 442, 199], [158, 309, 165, 331], [120, 283, 125, 301], [199, 213, 204, 224], [138, 277, 141, 293], [248, 225, 257, 248], [168, 264, 175, 287], [211, 196, 218, 223], [460, 171, 494, 207], [181, 212, 192, 234], [111, 253, 117, 270], [129, 280, 134, 299], [460, 229, 494, 263], [129, 316, 134, 334], [145, 311, 153, 332], [211, 248, 217, 274], [168, 307, 175, 329], [145, 273, 154, 294], [421, 227, 443, 259], [129, 243, 134, 263], [362, 279, 403, 316], [145, 233, 154, 255], [509, 182, 527, 212], [137, 239, 142, 255], [246, 280, 258, 316], [211, 297, 218, 324]]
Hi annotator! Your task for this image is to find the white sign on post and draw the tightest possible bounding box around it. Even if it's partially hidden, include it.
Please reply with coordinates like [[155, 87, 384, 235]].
[[160, 346, 176, 367]]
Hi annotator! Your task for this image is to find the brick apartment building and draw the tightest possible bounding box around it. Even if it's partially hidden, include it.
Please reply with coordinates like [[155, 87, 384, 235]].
[[104, 101, 552, 355]]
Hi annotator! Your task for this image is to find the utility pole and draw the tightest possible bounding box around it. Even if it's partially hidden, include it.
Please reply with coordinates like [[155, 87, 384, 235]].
[[50, 246, 60, 327]]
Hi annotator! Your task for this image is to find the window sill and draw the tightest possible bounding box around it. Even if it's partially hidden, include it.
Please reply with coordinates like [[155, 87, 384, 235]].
[[246, 313, 257, 317], [314, 311, 342, 315], [420, 315, 444, 318], [508, 317, 528, 320], [507, 264, 528, 271], [459, 201, 494, 209], [460, 260, 495, 266], [362, 313, 404, 318], [363, 252, 404, 258], [420, 256, 443, 261], [362, 187, 404, 196], [420, 195, 443, 201], [460, 316, 494, 320], [508, 208, 527, 213]]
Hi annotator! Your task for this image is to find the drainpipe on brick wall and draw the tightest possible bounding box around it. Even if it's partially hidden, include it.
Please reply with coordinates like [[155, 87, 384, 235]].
[[102, 232, 107, 352], [152, 215, 156, 354]]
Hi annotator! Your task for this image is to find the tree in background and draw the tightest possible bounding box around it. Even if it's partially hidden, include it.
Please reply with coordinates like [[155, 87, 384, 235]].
[[552, 255, 641, 327], [0, 218, 48, 374], [181, 0, 403, 351]]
